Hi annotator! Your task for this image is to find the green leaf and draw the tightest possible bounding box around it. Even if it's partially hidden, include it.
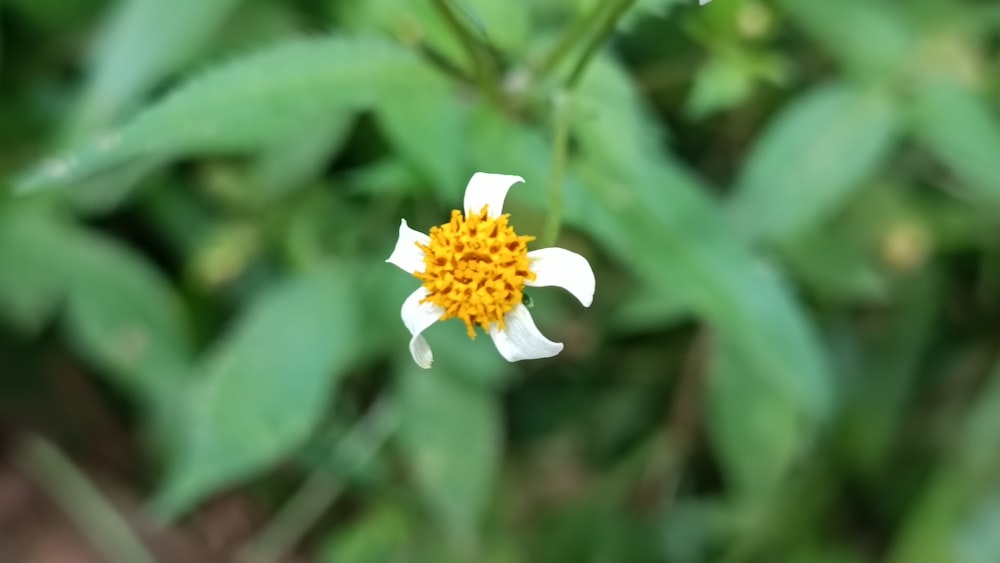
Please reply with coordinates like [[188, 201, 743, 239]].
[[728, 82, 899, 242], [17, 36, 438, 193], [619, 0, 685, 31], [155, 265, 360, 517], [889, 361, 1000, 563], [249, 115, 354, 202], [74, 0, 245, 131], [336, 0, 466, 72], [778, 0, 915, 77], [684, 54, 756, 120], [0, 204, 192, 396], [707, 338, 808, 497], [3, 0, 102, 30], [319, 504, 410, 563], [450, 0, 531, 54], [376, 80, 467, 193], [612, 281, 689, 333], [62, 228, 194, 397], [839, 274, 938, 474], [957, 490, 1000, 563], [911, 80, 1000, 208], [397, 365, 500, 547], [778, 227, 886, 303], [0, 206, 74, 332], [338, 0, 529, 64]]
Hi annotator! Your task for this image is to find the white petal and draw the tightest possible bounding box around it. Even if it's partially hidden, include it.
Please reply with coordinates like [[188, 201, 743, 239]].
[[526, 247, 596, 307], [401, 287, 444, 369], [700, 0, 711, 5], [489, 304, 563, 362], [463, 172, 524, 218], [386, 219, 430, 274]]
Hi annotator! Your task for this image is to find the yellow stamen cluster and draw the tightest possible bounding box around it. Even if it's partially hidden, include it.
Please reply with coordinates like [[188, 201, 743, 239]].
[[415, 206, 535, 338]]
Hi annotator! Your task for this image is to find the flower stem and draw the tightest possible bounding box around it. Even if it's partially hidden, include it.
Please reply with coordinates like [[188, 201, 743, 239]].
[[532, 1, 615, 81], [428, 0, 503, 105], [565, 0, 637, 88], [541, 91, 572, 248], [538, 0, 636, 246]]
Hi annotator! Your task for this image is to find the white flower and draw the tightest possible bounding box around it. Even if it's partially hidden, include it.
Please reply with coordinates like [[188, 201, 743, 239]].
[[387, 172, 596, 368]]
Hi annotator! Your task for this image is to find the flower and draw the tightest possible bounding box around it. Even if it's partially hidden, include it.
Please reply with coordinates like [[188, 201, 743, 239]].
[[387, 172, 596, 368]]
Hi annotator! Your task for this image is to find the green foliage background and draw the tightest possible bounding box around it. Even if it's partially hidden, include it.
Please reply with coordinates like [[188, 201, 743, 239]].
[[2, 0, 1000, 561]]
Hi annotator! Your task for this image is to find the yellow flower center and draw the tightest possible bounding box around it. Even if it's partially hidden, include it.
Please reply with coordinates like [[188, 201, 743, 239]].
[[415, 206, 536, 338]]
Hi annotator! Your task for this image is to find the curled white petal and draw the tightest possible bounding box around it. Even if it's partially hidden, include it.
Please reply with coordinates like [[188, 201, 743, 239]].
[[489, 304, 563, 362], [401, 287, 444, 368], [526, 247, 596, 307], [463, 172, 524, 218], [386, 219, 430, 274], [700, 0, 711, 5]]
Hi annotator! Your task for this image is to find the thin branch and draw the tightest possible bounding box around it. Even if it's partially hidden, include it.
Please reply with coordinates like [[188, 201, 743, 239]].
[[428, 0, 503, 104], [565, 0, 637, 89], [532, 1, 615, 82], [15, 436, 161, 563]]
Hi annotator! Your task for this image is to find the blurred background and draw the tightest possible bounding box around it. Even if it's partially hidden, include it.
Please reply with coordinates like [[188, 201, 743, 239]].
[[2, 0, 1000, 561]]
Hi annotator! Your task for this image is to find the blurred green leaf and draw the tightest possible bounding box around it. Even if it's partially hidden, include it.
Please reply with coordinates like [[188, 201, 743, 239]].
[[911, 80, 1000, 208], [0, 204, 192, 395], [684, 53, 756, 119], [779, 227, 885, 303], [708, 337, 807, 497], [690, 0, 743, 38], [74, 0, 245, 132], [4, 0, 103, 29], [61, 158, 163, 215], [319, 504, 410, 563], [729, 81, 899, 242], [17, 36, 442, 193], [62, 226, 193, 396], [452, 0, 531, 54], [336, 0, 465, 71], [249, 115, 354, 202], [398, 364, 500, 548], [530, 497, 660, 562], [685, 48, 788, 120], [778, 0, 915, 78], [338, 0, 529, 63], [612, 281, 689, 332], [376, 81, 467, 192], [957, 490, 1000, 563], [155, 265, 360, 517], [659, 500, 735, 562], [619, 0, 685, 31], [838, 274, 938, 475], [0, 206, 74, 332], [890, 360, 1000, 563]]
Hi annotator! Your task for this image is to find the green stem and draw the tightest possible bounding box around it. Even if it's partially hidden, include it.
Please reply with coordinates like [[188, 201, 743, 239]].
[[541, 91, 572, 247], [532, 1, 615, 81], [566, 0, 636, 88], [237, 398, 398, 563], [15, 437, 161, 563], [428, 0, 503, 105], [538, 0, 635, 246]]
